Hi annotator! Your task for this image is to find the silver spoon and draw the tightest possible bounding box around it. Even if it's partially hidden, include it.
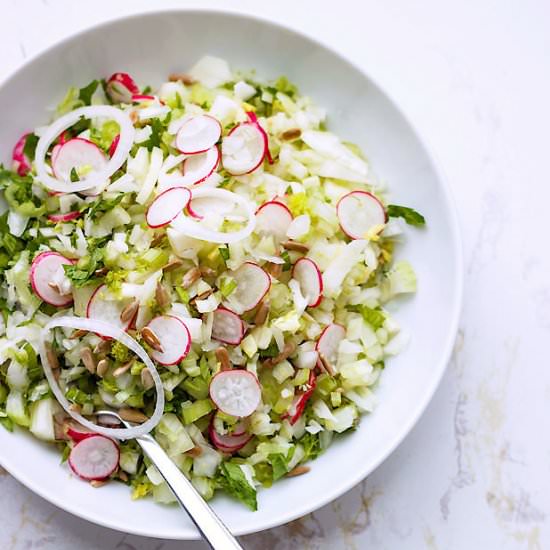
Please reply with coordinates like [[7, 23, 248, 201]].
[[96, 410, 244, 550]]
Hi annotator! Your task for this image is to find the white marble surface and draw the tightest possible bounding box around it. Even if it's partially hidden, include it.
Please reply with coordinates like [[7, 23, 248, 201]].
[[1, 0, 549, 548]]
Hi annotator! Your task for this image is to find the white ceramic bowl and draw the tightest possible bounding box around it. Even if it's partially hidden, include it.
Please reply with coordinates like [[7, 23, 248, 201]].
[[0, 9, 462, 539]]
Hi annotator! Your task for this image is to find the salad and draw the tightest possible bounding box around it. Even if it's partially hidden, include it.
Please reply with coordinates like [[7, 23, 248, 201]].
[[0, 56, 424, 510]]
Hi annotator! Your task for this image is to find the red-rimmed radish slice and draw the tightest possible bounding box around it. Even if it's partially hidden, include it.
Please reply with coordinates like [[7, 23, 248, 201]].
[[68, 434, 119, 481], [12, 133, 31, 176], [35, 106, 135, 195], [131, 94, 156, 103], [47, 211, 81, 223], [108, 134, 120, 157], [52, 138, 107, 182], [224, 262, 271, 313], [86, 284, 134, 332], [146, 186, 191, 228], [145, 315, 191, 366], [182, 146, 220, 185], [230, 419, 248, 437], [209, 370, 261, 417], [209, 422, 252, 452], [30, 252, 74, 307], [246, 112, 273, 164], [283, 370, 316, 425], [222, 121, 267, 175], [176, 115, 222, 155], [255, 201, 293, 241], [106, 72, 139, 103], [336, 190, 387, 239], [66, 421, 96, 443], [211, 308, 245, 345], [292, 258, 323, 308], [316, 323, 346, 365]]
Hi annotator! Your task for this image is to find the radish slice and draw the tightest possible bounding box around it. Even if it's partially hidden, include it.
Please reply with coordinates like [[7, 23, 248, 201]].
[[69, 434, 119, 480], [146, 186, 191, 228], [47, 211, 81, 223], [246, 112, 273, 164], [255, 201, 293, 241], [336, 190, 387, 239], [106, 73, 139, 103], [209, 422, 252, 452], [66, 421, 96, 442], [292, 258, 323, 308], [30, 252, 74, 307], [12, 133, 31, 176], [209, 370, 261, 417], [35, 106, 135, 194], [158, 147, 220, 191], [211, 308, 245, 345], [176, 115, 222, 155], [223, 262, 271, 314], [316, 323, 346, 365], [145, 315, 191, 366], [222, 121, 267, 175], [87, 284, 134, 331], [108, 134, 120, 157], [283, 370, 316, 425], [52, 138, 107, 181], [131, 94, 158, 103], [170, 187, 256, 244], [39, 316, 165, 439]]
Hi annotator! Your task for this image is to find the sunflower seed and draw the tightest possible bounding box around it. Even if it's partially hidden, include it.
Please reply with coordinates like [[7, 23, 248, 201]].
[[282, 240, 309, 253], [168, 73, 195, 85], [280, 128, 302, 141], [94, 339, 112, 356], [113, 359, 134, 378], [47, 281, 61, 292], [200, 266, 217, 278], [182, 267, 201, 289], [263, 341, 296, 367], [155, 282, 171, 309], [254, 301, 270, 325], [80, 347, 96, 374], [318, 353, 335, 376], [141, 327, 163, 352], [90, 480, 107, 488], [45, 342, 60, 370], [94, 266, 109, 277], [267, 262, 283, 279], [120, 300, 139, 324], [96, 358, 110, 378], [186, 446, 203, 457], [215, 347, 231, 371], [163, 258, 184, 272], [69, 329, 88, 339], [286, 465, 310, 477], [140, 368, 154, 390], [119, 407, 149, 423], [118, 470, 129, 482]]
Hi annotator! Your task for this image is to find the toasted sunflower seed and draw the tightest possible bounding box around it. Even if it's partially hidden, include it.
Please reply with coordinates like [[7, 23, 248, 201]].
[[113, 359, 134, 378], [141, 327, 163, 352], [163, 258, 184, 272], [96, 358, 110, 378], [120, 300, 139, 324], [141, 368, 154, 390], [318, 353, 335, 377], [280, 128, 302, 141], [267, 262, 283, 278], [215, 347, 231, 371], [45, 342, 60, 370], [155, 283, 171, 310], [254, 301, 270, 325], [119, 407, 149, 423], [263, 341, 296, 367], [182, 267, 201, 289], [80, 347, 96, 374], [282, 240, 309, 253], [286, 465, 310, 477], [168, 73, 195, 85], [69, 329, 88, 339]]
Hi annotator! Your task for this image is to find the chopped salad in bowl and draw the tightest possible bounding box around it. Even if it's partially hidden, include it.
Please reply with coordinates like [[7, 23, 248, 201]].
[[0, 56, 424, 510]]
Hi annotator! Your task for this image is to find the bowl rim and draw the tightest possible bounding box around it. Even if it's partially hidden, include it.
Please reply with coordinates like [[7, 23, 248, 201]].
[[0, 6, 464, 540]]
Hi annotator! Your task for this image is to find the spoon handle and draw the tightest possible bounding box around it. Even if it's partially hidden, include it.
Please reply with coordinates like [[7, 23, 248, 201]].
[[136, 432, 244, 550]]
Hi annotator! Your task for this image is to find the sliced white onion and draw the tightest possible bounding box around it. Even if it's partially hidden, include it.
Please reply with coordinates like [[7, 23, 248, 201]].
[[35, 106, 135, 194], [170, 187, 256, 244], [39, 316, 164, 440]]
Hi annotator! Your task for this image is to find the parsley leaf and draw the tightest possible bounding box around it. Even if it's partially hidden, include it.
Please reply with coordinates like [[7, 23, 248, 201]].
[[85, 194, 123, 219], [63, 248, 103, 288], [387, 204, 426, 227], [137, 118, 164, 151], [259, 340, 279, 359], [78, 80, 99, 106], [217, 462, 257, 511], [300, 432, 322, 461], [218, 246, 230, 265], [281, 250, 292, 271], [22, 133, 39, 161]]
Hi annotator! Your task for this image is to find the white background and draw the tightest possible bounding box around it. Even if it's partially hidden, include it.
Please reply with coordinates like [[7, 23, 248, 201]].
[[1, 1, 549, 548]]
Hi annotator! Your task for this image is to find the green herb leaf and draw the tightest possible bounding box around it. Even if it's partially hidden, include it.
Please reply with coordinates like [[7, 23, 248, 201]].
[[63, 248, 103, 288], [347, 304, 386, 330], [300, 432, 322, 461], [22, 133, 39, 161], [218, 246, 230, 264], [86, 194, 123, 219], [259, 340, 279, 359], [269, 453, 289, 481], [387, 204, 426, 227], [281, 250, 292, 272], [137, 118, 164, 151], [78, 80, 99, 106], [217, 462, 257, 511], [0, 416, 14, 432]]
